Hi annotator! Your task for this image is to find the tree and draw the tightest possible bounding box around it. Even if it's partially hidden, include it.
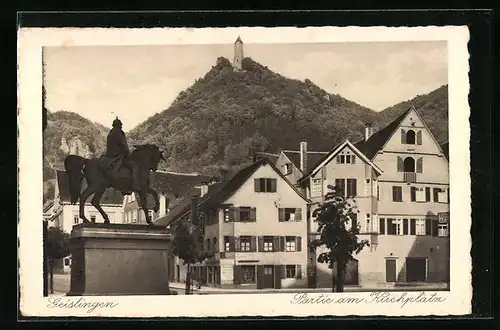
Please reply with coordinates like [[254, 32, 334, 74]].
[[45, 226, 71, 294], [310, 185, 369, 292], [171, 198, 213, 294]]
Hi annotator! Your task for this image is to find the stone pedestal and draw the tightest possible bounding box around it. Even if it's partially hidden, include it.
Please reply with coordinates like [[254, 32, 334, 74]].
[[68, 223, 173, 296]]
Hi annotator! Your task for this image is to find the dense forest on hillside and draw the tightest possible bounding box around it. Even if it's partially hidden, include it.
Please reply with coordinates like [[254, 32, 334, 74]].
[[43, 56, 449, 201]]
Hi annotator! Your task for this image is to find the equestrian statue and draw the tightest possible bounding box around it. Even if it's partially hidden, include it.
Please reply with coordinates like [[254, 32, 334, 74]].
[[64, 117, 165, 226]]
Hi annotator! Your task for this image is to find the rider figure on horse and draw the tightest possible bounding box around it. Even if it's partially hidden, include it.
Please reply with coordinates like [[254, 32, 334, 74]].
[[106, 117, 140, 192]]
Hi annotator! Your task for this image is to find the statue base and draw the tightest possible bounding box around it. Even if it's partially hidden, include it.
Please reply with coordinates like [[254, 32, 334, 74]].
[[68, 223, 174, 296]]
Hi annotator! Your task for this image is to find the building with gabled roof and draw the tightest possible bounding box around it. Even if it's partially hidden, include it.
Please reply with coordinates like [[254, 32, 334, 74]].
[[297, 106, 450, 289], [156, 157, 310, 289], [275, 141, 329, 185]]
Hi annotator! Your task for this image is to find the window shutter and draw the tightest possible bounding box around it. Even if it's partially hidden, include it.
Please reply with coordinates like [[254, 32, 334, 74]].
[[401, 129, 406, 143], [228, 236, 234, 252], [392, 186, 397, 201], [433, 188, 439, 202], [294, 208, 302, 221], [379, 218, 386, 235], [296, 265, 302, 279], [397, 156, 404, 172], [417, 131, 422, 145], [425, 187, 431, 202], [280, 236, 285, 252], [273, 236, 280, 252], [336, 155, 341, 163], [254, 178, 260, 192], [410, 219, 416, 235], [228, 207, 235, 222], [387, 218, 394, 235], [403, 219, 408, 235], [274, 265, 283, 289], [416, 157, 423, 173], [233, 207, 240, 222], [233, 265, 242, 285], [352, 155, 356, 164], [250, 236, 257, 252], [250, 207, 257, 222], [411, 187, 416, 202], [278, 208, 285, 222], [256, 266, 264, 289], [296, 236, 302, 251], [425, 219, 432, 235], [270, 179, 277, 192], [321, 166, 327, 179], [234, 237, 240, 252], [258, 236, 264, 252]]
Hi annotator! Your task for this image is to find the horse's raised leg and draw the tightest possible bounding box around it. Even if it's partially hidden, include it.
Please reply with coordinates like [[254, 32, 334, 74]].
[[79, 187, 94, 223], [90, 188, 111, 224], [138, 190, 154, 226], [147, 188, 160, 213]]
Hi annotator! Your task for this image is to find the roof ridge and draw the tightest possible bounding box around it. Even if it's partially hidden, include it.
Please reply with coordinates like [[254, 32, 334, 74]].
[[155, 170, 207, 176]]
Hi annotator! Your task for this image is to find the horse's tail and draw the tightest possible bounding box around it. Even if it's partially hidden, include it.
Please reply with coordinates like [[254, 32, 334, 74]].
[[64, 155, 87, 205]]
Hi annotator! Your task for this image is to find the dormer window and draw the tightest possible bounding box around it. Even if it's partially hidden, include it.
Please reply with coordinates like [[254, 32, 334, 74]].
[[282, 163, 292, 175]]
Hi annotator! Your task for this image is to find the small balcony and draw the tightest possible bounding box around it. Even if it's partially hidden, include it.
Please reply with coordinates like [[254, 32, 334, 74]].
[[403, 172, 417, 183]]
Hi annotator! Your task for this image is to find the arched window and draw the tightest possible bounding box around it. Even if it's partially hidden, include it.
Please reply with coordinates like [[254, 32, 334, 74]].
[[404, 157, 415, 172], [406, 130, 416, 144]]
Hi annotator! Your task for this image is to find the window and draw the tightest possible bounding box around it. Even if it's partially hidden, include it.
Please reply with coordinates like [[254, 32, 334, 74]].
[[148, 210, 154, 220], [282, 163, 292, 175], [206, 238, 210, 251], [224, 236, 232, 252], [410, 187, 416, 202], [279, 208, 299, 222], [64, 258, 70, 266], [223, 207, 231, 222], [311, 178, 322, 197], [263, 236, 274, 252], [415, 187, 426, 202], [335, 179, 345, 196], [403, 157, 415, 172], [254, 178, 277, 193], [90, 215, 96, 222], [438, 224, 449, 237], [392, 186, 403, 202], [241, 265, 256, 284], [406, 130, 416, 144], [336, 151, 356, 164], [239, 207, 251, 222], [387, 219, 401, 235], [240, 236, 251, 252], [365, 179, 371, 196], [213, 237, 217, 251], [285, 265, 297, 278], [377, 186, 380, 200], [285, 236, 296, 252], [73, 215, 79, 224], [433, 188, 447, 203], [379, 218, 386, 234], [346, 179, 357, 197]]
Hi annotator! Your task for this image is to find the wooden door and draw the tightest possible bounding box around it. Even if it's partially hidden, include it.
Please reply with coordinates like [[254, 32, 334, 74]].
[[263, 265, 274, 288], [385, 259, 397, 282]]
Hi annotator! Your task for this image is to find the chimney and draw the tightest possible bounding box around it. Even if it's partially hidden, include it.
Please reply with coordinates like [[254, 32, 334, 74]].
[[159, 192, 167, 218], [190, 195, 199, 225], [300, 141, 308, 172], [199, 181, 209, 197], [365, 123, 373, 141]]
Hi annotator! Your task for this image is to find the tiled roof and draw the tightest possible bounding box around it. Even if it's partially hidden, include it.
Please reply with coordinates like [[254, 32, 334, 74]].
[[440, 142, 449, 160], [253, 152, 279, 164], [282, 151, 329, 173], [353, 107, 412, 160], [149, 171, 213, 197], [296, 141, 346, 183], [56, 170, 124, 205], [155, 157, 308, 227]]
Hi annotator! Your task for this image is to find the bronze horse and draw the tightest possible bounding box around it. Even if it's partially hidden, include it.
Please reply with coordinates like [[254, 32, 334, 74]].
[[64, 144, 165, 225]]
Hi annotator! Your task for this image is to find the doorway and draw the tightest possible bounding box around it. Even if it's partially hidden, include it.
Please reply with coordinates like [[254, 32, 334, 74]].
[[406, 257, 427, 282], [385, 258, 397, 282], [263, 265, 274, 288]]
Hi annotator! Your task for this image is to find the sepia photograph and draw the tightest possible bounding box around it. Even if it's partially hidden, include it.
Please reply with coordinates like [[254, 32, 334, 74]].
[[18, 26, 471, 317]]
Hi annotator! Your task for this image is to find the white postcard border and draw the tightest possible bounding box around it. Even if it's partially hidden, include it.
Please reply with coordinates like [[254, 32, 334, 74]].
[[18, 26, 471, 318]]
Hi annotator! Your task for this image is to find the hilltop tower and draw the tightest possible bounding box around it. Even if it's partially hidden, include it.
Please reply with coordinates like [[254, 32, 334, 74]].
[[233, 36, 244, 71]]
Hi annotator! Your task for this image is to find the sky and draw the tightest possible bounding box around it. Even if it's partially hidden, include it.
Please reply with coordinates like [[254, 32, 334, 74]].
[[43, 40, 447, 131]]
